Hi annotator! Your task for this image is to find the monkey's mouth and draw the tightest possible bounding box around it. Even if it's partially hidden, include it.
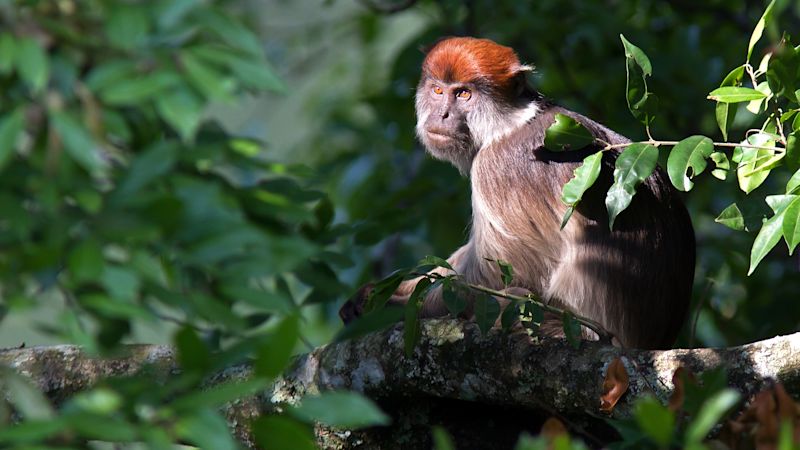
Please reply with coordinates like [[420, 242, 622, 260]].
[[425, 128, 456, 141]]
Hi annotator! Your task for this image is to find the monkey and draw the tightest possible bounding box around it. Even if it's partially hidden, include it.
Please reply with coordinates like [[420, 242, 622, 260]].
[[340, 37, 695, 350]]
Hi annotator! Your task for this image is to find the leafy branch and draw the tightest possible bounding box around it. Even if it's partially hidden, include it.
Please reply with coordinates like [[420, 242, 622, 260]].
[[547, 0, 800, 275]]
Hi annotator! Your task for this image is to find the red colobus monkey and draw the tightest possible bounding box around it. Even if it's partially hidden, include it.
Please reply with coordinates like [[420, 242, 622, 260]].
[[341, 37, 695, 349]]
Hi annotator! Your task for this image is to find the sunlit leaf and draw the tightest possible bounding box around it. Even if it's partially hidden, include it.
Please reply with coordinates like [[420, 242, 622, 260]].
[[560, 151, 603, 228], [708, 86, 766, 103], [715, 204, 745, 231], [737, 134, 777, 194], [544, 113, 594, 151], [620, 35, 657, 125], [749, 209, 786, 275], [710, 152, 730, 180], [747, 0, 776, 62], [782, 198, 800, 254], [666, 136, 714, 191], [605, 143, 658, 229]]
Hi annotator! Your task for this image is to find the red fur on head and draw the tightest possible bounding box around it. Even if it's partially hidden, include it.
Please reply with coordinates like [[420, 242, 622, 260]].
[[422, 37, 531, 93]]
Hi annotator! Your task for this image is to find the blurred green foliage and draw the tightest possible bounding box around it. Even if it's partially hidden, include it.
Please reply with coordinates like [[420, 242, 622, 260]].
[[1, 0, 800, 448]]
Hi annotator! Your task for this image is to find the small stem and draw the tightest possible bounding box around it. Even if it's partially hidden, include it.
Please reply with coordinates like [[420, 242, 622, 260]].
[[410, 271, 618, 344], [466, 282, 617, 346], [600, 139, 785, 153]]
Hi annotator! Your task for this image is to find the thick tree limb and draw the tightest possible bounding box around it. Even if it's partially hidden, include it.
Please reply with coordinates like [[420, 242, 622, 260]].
[[2, 320, 800, 448]]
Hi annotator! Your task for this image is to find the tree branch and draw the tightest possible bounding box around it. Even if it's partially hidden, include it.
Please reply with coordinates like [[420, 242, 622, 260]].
[[3, 320, 800, 448]]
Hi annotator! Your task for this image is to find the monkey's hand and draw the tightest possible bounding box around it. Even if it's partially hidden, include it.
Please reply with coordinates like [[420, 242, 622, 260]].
[[338, 283, 374, 324]]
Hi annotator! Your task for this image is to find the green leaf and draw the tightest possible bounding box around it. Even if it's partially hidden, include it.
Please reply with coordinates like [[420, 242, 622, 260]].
[[69, 388, 122, 415], [747, 0, 776, 62], [634, 397, 675, 447], [106, 5, 150, 50], [710, 152, 730, 180], [334, 305, 404, 342], [737, 134, 777, 193], [544, 113, 594, 151], [474, 293, 500, 335], [433, 426, 456, 450], [115, 142, 178, 198], [782, 198, 800, 254], [175, 326, 211, 372], [256, 315, 300, 378], [99, 71, 182, 106], [685, 389, 740, 443], [560, 151, 603, 228], [715, 66, 744, 140], [0, 33, 16, 74], [620, 35, 657, 125], [364, 269, 408, 313], [496, 260, 514, 286], [500, 302, 521, 331], [787, 168, 800, 194], [155, 87, 204, 142], [715, 204, 745, 231], [605, 143, 658, 229], [416, 255, 454, 271], [562, 311, 582, 349], [0, 107, 25, 171], [180, 51, 236, 102], [191, 45, 286, 92], [0, 368, 55, 420], [404, 277, 432, 357], [746, 81, 772, 114], [15, 37, 49, 93], [67, 239, 104, 283], [666, 136, 714, 191], [442, 280, 467, 317], [708, 86, 767, 103], [175, 409, 238, 450], [290, 391, 390, 428], [749, 209, 786, 275], [787, 131, 799, 172], [172, 378, 271, 411], [50, 111, 107, 175], [253, 416, 316, 450], [715, 102, 737, 141]]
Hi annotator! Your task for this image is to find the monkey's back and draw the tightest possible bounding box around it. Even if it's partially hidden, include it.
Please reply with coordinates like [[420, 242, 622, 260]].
[[470, 104, 695, 349]]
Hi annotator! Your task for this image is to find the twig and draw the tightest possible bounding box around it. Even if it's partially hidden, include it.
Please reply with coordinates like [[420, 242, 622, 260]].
[[599, 139, 786, 153], [409, 271, 618, 345]]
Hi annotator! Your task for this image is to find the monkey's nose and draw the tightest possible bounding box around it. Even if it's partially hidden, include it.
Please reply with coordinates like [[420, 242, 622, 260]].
[[441, 110, 449, 120]]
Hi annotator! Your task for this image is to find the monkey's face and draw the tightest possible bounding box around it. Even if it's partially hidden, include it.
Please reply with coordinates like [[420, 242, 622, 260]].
[[415, 77, 478, 175]]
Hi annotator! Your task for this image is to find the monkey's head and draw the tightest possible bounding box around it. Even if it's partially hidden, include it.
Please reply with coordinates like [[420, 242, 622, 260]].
[[415, 37, 536, 175]]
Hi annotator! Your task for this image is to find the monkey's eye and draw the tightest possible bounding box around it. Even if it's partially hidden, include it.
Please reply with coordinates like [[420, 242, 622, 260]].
[[432, 85, 443, 95], [456, 89, 471, 100]]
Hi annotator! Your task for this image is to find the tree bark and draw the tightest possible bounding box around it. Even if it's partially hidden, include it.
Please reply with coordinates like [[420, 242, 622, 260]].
[[3, 319, 800, 449]]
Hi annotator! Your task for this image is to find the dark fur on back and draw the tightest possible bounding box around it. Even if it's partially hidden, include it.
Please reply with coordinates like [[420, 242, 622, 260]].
[[466, 102, 694, 348]]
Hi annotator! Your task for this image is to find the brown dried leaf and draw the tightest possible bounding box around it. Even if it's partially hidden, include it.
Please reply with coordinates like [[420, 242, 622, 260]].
[[668, 367, 693, 412], [719, 383, 800, 450], [540, 417, 568, 440], [600, 357, 629, 413]]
